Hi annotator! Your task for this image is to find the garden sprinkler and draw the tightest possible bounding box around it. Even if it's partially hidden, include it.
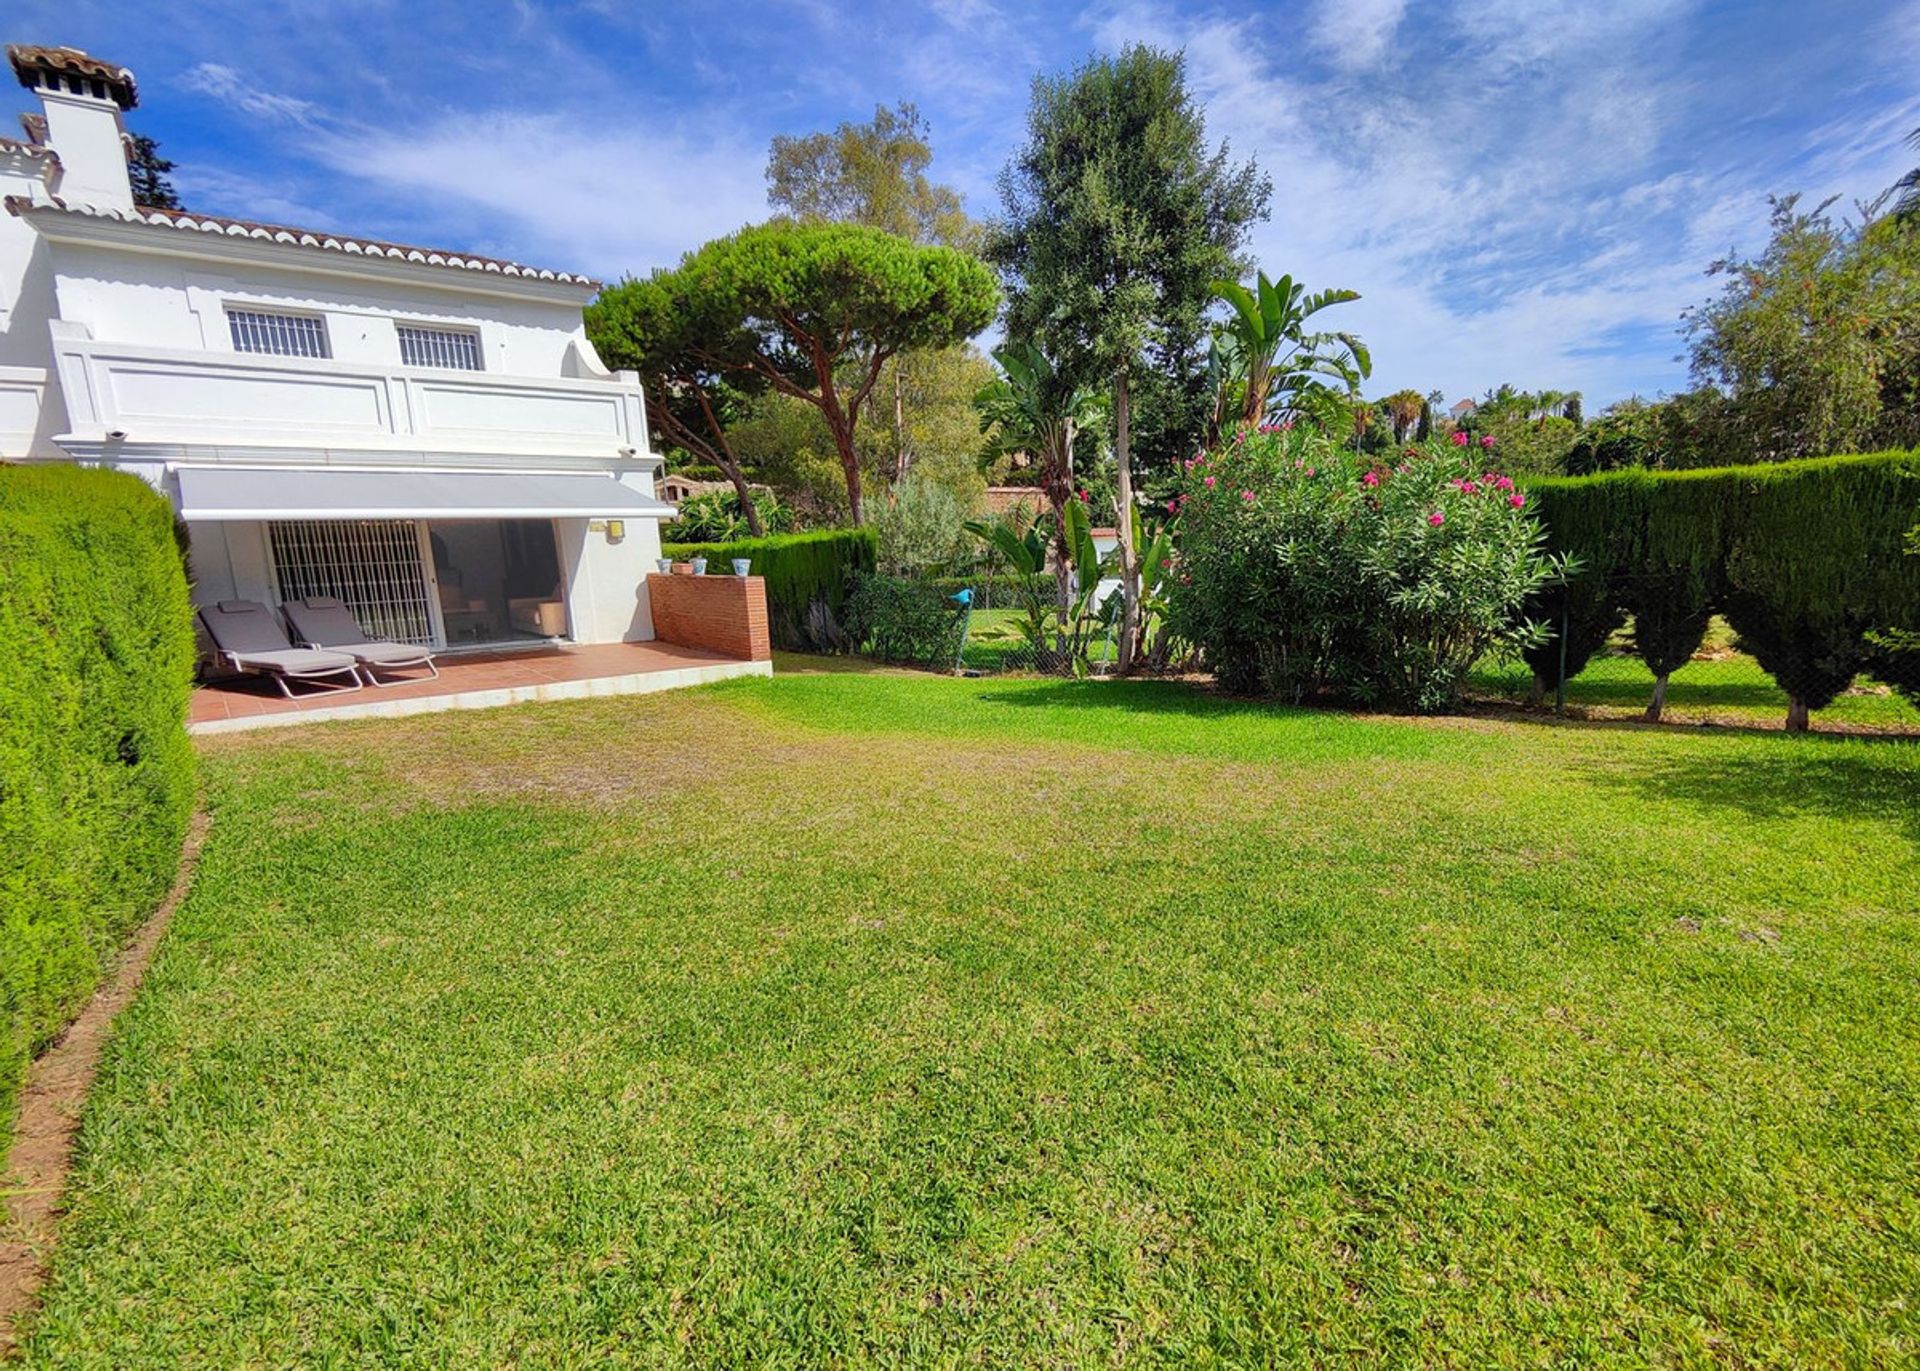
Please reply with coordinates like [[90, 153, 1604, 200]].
[[951, 587, 978, 676]]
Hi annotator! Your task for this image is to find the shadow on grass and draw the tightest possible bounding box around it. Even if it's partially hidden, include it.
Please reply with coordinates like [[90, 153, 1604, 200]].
[[1591, 733, 1920, 843], [970, 676, 1306, 721]]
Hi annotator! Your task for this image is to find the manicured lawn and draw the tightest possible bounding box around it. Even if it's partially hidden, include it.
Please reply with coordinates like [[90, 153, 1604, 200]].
[[23, 667, 1920, 1364], [1470, 619, 1920, 731]]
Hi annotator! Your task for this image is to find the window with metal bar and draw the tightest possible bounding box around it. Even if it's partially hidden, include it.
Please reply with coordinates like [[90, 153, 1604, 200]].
[[396, 324, 483, 371], [228, 309, 331, 359], [268, 520, 436, 646]]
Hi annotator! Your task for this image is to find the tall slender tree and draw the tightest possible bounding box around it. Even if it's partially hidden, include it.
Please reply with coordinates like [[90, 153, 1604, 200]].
[[989, 46, 1269, 672], [125, 132, 181, 209]]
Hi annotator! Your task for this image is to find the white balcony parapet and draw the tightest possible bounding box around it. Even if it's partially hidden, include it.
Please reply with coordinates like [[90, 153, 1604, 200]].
[[48, 326, 655, 471]]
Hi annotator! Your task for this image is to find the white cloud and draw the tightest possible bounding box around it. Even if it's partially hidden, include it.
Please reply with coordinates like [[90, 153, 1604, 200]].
[[1308, 0, 1408, 74], [182, 62, 322, 125], [323, 111, 770, 278]]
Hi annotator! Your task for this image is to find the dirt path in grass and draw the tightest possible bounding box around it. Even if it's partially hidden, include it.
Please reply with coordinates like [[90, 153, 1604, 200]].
[[0, 812, 209, 1353]]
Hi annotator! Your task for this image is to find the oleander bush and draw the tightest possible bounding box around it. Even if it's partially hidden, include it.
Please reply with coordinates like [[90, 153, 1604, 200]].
[[1170, 428, 1561, 710], [663, 528, 877, 649], [0, 464, 196, 1133]]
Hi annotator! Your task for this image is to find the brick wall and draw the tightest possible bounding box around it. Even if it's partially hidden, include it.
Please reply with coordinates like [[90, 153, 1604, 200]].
[[646, 574, 771, 662]]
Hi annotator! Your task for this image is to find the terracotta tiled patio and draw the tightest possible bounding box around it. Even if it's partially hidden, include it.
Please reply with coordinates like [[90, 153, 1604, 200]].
[[189, 641, 772, 735]]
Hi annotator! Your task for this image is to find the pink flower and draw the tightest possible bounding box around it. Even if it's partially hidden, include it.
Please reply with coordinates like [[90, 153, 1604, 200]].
[[1242, 490, 1256, 503], [1428, 510, 1446, 527], [1508, 492, 1527, 509], [1204, 475, 1216, 488], [1361, 470, 1381, 488], [1281, 420, 1294, 431], [1305, 467, 1317, 478], [1479, 434, 1497, 450], [1077, 488, 1090, 503], [1493, 475, 1514, 491], [1450, 430, 1470, 447], [1451, 478, 1480, 494], [1166, 498, 1179, 513]]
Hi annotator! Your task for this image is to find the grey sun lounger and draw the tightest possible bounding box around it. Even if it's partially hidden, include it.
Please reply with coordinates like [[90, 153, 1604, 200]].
[[199, 599, 363, 697], [282, 596, 439, 686]]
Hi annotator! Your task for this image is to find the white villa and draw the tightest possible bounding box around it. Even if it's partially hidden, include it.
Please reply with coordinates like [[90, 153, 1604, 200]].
[[0, 43, 698, 664]]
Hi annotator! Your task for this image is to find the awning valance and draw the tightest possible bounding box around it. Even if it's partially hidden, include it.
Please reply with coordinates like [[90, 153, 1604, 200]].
[[176, 467, 675, 521]]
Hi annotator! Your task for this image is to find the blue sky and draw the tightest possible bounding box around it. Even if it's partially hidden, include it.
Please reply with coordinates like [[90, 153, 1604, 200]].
[[13, 0, 1920, 406]]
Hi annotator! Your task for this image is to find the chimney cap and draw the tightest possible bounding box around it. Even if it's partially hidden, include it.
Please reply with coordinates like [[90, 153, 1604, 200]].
[[8, 45, 137, 110]]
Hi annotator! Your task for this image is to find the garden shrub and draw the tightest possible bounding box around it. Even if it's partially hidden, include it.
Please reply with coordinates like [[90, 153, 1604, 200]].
[[1170, 428, 1561, 711], [663, 488, 790, 544], [0, 465, 196, 1133], [1526, 450, 1920, 726], [663, 528, 877, 650], [844, 573, 966, 669]]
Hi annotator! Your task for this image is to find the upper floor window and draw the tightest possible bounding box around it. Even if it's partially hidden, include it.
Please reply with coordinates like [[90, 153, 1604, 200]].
[[397, 325, 483, 371], [228, 308, 330, 359]]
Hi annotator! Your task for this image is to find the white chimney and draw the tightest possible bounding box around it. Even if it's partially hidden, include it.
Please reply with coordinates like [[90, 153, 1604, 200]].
[[8, 46, 137, 212]]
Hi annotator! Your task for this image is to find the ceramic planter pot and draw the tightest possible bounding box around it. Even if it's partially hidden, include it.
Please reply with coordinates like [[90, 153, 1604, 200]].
[[690, 557, 708, 575], [732, 558, 751, 577]]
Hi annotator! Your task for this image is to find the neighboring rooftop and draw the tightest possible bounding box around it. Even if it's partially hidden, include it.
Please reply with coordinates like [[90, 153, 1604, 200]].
[[8, 45, 137, 110], [4, 194, 602, 289]]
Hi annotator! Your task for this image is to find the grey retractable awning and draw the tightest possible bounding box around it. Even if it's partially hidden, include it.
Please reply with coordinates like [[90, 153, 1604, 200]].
[[176, 467, 676, 521]]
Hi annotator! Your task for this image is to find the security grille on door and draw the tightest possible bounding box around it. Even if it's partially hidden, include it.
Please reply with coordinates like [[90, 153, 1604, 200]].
[[269, 520, 436, 646], [396, 325, 483, 371]]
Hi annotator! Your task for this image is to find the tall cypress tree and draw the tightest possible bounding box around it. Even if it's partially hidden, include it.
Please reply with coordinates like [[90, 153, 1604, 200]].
[[126, 133, 181, 209], [988, 46, 1268, 672]]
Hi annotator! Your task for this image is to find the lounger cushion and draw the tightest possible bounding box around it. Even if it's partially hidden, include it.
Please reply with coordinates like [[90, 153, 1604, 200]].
[[283, 596, 373, 648], [226, 647, 359, 674], [345, 642, 433, 666]]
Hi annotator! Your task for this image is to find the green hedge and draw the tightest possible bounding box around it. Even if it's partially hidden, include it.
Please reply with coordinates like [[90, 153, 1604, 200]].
[[662, 529, 877, 649], [0, 465, 196, 1132], [1523, 451, 1920, 722]]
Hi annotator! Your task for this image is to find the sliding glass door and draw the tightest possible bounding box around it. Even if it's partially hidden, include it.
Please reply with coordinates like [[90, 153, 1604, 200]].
[[426, 519, 567, 645]]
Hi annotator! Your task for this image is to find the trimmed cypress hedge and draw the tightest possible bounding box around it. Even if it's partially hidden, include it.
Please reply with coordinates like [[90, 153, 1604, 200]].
[[661, 528, 877, 650], [1523, 451, 1920, 725], [0, 465, 196, 1131]]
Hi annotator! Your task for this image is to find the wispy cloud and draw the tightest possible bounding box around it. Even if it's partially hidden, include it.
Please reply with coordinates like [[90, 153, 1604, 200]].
[[36, 0, 1914, 403], [182, 62, 322, 125], [1307, 0, 1407, 74]]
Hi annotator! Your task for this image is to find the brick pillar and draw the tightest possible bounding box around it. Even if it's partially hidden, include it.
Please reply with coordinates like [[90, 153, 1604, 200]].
[[645, 574, 771, 661]]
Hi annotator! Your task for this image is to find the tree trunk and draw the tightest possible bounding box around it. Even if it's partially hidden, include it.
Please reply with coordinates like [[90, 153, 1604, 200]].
[[1528, 672, 1546, 707], [1644, 672, 1669, 722], [1114, 364, 1139, 677], [823, 406, 864, 526], [1785, 695, 1810, 732], [725, 467, 766, 538], [892, 363, 911, 485]]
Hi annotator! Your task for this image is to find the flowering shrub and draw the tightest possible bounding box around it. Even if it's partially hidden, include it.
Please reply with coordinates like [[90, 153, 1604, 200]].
[[1168, 427, 1564, 710]]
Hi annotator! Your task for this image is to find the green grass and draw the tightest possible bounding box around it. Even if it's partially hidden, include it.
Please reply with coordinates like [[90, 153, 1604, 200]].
[[963, 606, 1118, 670], [1471, 617, 1920, 730], [22, 668, 1920, 1364]]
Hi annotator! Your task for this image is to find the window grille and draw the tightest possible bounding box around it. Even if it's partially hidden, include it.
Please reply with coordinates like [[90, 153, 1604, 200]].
[[268, 519, 436, 646], [228, 309, 330, 359], [397, 324, 483, 371]]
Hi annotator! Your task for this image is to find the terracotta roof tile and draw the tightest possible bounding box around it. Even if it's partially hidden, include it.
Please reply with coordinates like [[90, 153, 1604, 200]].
[[3, 195, 600, 289], [8, 45, 137, 109]]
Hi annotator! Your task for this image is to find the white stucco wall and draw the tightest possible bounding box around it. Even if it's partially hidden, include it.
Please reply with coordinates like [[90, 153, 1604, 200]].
[[44, 241, 599, 377]]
